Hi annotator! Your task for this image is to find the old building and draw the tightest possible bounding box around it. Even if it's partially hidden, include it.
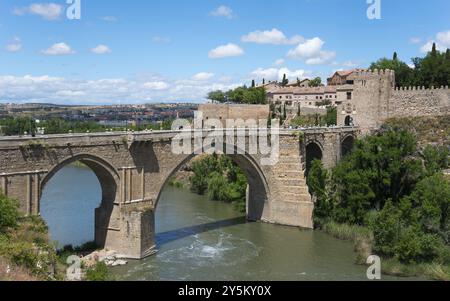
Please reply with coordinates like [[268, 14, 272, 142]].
[[327, 69, 363, 86]]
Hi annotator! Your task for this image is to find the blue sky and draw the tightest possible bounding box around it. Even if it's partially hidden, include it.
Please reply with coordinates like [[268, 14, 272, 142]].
[[0, 0, 449, 104]]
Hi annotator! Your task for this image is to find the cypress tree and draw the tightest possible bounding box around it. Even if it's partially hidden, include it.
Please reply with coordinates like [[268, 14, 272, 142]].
[[281, 74, 289, 86], [431, 43, 437, 57]]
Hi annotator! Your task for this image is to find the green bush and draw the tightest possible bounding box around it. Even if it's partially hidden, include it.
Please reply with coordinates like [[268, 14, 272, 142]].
[[0, 238, 54, 277], [0, 192, 20, 233], [395, 227, 445, 264], [371, 202, 402, 256], [423, 145, 449, 176], [409, 174, 450, 243], [190, 155, 248, 213], [85, 262, 111, 281]]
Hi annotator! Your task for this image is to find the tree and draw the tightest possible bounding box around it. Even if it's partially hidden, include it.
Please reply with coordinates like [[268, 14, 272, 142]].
[[408, 174, 450, 243], [251, 79, 256, 88], [423, 145, 449, 176], [393, 52, 398, 61], [371, 48, 450, 88], [207, 90, 227, 103], [325, 106, 337, 126], [309, 77, 322, 87], [431, 43, 437, 57], [370, 54, 414, 87], [307, 160, 332, 224], [227, 87, 246, 103], [411, 45, 450, 87], [281, 74, 289, 86]]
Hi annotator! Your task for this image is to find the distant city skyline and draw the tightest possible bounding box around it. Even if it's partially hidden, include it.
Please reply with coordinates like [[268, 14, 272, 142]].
[[0, 0, 449, 104]]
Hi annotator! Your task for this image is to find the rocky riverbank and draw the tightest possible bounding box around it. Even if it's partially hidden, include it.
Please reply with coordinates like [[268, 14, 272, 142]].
[[81, 250, 128, 268]]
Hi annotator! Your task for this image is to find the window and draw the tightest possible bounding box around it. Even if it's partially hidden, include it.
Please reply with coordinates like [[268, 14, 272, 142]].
[[347, 92, 352, 100]]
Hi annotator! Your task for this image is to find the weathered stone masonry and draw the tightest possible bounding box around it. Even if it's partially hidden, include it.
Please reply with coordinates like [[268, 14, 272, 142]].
[[337, 69, 450, 133], [0, 128, 357, 259]]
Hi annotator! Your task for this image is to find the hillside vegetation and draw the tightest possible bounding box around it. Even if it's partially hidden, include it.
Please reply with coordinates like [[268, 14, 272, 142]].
[[384, 115, 450, 147], [308, 122, 450, 280]]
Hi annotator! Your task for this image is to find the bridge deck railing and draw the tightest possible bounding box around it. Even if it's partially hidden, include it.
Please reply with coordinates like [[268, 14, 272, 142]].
[[0, 126, 360, 143]]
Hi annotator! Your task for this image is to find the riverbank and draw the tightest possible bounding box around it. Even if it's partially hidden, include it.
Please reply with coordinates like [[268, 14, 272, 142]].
[[0, 214, 61, 281], [321, 221, 450, 281]]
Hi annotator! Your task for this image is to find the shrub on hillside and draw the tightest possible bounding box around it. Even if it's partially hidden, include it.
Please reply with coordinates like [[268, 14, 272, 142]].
[[0, 192, 20, 233]]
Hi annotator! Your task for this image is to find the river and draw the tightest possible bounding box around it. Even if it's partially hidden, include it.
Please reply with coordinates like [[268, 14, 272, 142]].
[[40, 165, 421, 281]]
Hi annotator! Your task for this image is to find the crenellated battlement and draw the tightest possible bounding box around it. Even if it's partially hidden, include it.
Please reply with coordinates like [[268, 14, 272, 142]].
[[354, 68, 395, 78], [393, 85, 449, 92]]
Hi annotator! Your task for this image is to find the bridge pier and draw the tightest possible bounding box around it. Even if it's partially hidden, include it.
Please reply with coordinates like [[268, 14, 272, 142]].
[[95, 203, 156, 259]]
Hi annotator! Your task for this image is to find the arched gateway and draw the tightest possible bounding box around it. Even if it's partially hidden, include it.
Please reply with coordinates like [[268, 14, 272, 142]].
[[0, 127, 357, 258]]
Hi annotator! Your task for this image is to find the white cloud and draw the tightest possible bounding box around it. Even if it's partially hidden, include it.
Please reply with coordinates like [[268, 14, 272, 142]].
[[209, 5, 234, 19], [287, 37, 323, 58], [420, 41, 446, 53], [250, 67, 309, 81], [193, 72, 214, 81], [5, 37, 22, 53], [274, 59, 285, 66], [14, 3, 63, 20], [305, 51, 336, 65], [152, 36, 171, 44], [287, 37, 336, 65], [208, 43, 244, 58], [420, 30, 450, 53], [242, 29, 303, 45], [0, 74, 242, 104], [91, 45, 112, 54], [437, 30, 450, 46], [41, 43, 75, 55], [143, 81, 169, 90]]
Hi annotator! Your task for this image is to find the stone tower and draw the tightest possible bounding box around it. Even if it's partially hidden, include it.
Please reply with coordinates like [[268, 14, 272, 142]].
[[338, 69, 396, 133]]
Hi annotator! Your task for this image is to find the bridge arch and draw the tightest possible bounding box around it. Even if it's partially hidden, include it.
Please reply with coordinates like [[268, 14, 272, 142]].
[[40, 153, 120, 248], [341, 135, 356, 158], [154, 145, 270, 223], [305, 141, 323, 176]]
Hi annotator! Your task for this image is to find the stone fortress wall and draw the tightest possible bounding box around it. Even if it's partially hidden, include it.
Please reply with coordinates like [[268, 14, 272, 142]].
[[338, 69, 450, 133], [388, 86, 450, 118]]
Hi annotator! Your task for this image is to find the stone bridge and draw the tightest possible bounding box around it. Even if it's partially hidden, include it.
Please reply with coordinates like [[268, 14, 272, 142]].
[[0, 127, 358, 259]]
